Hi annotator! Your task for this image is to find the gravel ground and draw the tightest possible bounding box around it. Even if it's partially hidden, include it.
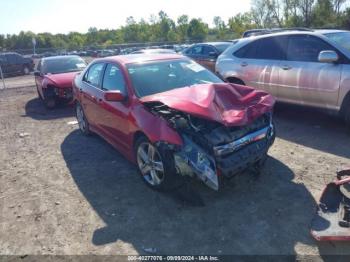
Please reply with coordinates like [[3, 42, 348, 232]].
[[0, 75, 35, 89], [0, 81, 350, 258]]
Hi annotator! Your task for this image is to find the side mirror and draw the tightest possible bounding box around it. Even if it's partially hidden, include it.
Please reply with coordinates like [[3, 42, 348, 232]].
[[318, 50, 339, 63], [209, 51, 218, 58], [34, 71, 41, 77], [104, 90, 126, 102]]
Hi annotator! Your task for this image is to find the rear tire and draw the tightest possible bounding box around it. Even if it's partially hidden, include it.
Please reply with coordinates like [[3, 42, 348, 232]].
[[344, 104, 350, 130], [76, 102, 91, 135], [42, 87, 57, 109], [134, 136, 183, 191], [340, 93, 350, 130], [44, 96, 56, 109]]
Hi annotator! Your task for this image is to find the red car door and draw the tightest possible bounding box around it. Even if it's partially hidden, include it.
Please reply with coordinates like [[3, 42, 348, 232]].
[[96, 63, 131, 153], [80, 62, 105, 131]]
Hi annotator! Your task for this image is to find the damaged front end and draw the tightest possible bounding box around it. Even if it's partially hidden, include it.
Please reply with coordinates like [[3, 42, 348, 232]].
[[311, 169, 350, 241], [145, 101, 275, 191]]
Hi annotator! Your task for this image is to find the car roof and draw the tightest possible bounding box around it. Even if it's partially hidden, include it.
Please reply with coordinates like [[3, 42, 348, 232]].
[[244, 29, 349, 40], [93, 54, 186, 65], [42, 55, 82, 61], [313, 29, 349, 34], [196, 41, 232, 46], [223, 29, 350, 60], [0, 52, 19, 55]]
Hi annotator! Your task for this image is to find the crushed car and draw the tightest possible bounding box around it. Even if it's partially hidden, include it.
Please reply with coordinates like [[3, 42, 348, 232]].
[[311, 169, 350, 241], [35, 55, 87, 109], [73, 54, 275, 192]]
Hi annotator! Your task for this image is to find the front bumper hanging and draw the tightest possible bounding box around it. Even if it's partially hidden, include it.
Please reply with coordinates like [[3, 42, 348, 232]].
[[174, 120, 275, 191]]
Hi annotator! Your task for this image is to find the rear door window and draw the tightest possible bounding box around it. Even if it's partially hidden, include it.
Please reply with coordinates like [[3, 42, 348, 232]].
[[255, 37, 287, 60], [234, 42, 258, 59], [235, 36, 287, 60]]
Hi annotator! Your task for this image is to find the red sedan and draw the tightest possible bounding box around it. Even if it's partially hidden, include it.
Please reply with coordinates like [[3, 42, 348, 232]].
[[34, 55, 87, 108], [73, 54, 275, 191]]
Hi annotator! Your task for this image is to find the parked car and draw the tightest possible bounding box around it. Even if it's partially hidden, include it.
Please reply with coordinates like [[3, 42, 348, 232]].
[[34, 55, 87, 108], [96, 49, 115, 58], [216, 29, 350, 128], [42, 51, 58, 57], [73, 54, 275, 192], [0, 52, 34, 76], [131, 48, 176, 54], [182, 42, 232, 72]]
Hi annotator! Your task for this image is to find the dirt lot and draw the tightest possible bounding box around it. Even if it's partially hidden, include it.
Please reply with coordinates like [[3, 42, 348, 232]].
[[0, 78, 350, 257]]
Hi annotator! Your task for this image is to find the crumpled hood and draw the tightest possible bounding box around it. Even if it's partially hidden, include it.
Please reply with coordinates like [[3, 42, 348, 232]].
[[45, 72, 78, 88], [140, 83, 275, 127]]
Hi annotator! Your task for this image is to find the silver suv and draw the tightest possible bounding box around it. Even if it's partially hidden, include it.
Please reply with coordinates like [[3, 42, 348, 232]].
[[216, 29, 350, 127]]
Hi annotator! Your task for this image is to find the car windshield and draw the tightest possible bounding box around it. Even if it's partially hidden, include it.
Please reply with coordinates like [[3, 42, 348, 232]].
[[324, 32, 350, 52], [42, 57, 86, 74], [127, 59, 223, 98], [215, 43, 231, 53]]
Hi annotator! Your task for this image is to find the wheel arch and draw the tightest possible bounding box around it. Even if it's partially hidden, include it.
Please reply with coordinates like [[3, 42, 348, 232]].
[[226, 76, 245, 85], [340, 91, 350, 117], [133, 131, 147, 149]]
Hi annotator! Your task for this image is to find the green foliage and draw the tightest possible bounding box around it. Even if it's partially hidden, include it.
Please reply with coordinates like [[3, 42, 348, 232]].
[[228, 13, 256, 38], [177, 15, 189, 41], [1, 3, 350, 52], [187, 18, 208, 41]]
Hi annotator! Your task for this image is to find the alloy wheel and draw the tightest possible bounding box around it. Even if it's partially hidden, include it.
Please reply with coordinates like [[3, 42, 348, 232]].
[[76, 103, 87, 132], [137, 142, 165, 186]]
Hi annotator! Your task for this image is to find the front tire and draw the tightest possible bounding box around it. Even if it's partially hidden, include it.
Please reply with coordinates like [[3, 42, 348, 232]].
[[344, 104, 350, 130], [36, 84, 43, 100], [76, 102, 91, 135], [134, 136, 183, 191], [44, 96, 56, 109]]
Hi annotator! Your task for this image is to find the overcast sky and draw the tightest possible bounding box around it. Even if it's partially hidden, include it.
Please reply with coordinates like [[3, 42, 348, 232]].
[[0, 0, 251, 35]]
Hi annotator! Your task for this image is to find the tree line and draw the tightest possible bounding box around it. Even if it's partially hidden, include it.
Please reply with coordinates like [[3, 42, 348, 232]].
[[1, 0, 350, 52]]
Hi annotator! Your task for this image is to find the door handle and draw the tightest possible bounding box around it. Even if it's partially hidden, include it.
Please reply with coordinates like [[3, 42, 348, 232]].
[[85, 95, 96, 102], [241, 62, 248, 67], [282, 65, 292, 70]]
